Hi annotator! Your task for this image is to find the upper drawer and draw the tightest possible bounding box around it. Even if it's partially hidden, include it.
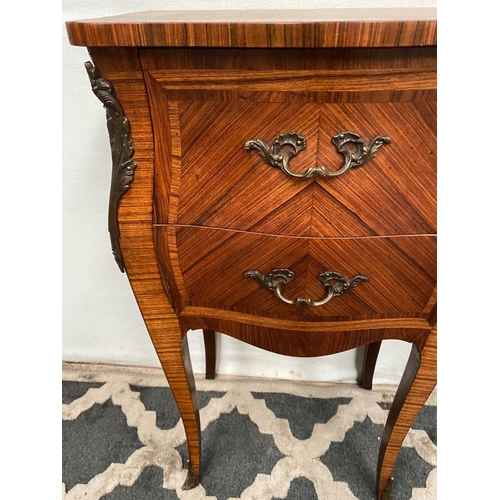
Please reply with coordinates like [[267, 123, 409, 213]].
[[143, 47, 436, 237]]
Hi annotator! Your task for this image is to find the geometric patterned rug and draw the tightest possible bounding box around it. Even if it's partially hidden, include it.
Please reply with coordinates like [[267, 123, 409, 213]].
[[62, 363, 436, 500]]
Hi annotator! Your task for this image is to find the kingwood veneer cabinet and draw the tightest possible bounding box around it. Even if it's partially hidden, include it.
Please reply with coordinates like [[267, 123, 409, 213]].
[[66, 9, 437, 499]]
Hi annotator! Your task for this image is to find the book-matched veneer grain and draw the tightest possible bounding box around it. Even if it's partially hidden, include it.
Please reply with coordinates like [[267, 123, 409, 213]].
[[141, 47, 436, 237], [154, 226, 436, 319]]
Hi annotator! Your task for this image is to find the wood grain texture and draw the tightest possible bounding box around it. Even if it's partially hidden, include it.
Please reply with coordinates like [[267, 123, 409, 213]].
[[182, 307, 430, 330], [66, 9, 436, 48], [146, 68, 436, 92], [142, 46, 436, 104], [174, 98, 435, 236], [141, 46, 437, 70], [182, 313, 430, 358], [422, 285, 437, 314], [155, 227, 437, 319], [87, 47, 202, 486], [312, 100, 436, 237], [171, 99, 319, 235], [142, 47, 436, 237]]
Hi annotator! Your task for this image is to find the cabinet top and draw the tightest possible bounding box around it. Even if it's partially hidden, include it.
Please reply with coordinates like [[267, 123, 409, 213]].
[[66, 8, 437, 48]]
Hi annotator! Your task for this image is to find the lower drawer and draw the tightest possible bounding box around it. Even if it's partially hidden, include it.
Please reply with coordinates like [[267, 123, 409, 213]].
[[155, 226, 436, 319]]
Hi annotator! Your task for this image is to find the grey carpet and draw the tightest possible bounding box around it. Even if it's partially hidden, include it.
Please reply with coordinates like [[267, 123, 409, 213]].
[[62, 365, 436, 500]]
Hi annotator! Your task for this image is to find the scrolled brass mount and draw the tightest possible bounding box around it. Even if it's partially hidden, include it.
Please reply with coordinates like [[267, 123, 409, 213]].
[[245, 131, 391, 178], [85, 61, 137, 272], [244, 268, 369, 307]]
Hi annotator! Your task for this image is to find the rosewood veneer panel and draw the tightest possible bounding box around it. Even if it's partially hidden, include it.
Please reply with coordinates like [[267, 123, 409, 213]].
[[150, 96, 436, 237], [155, 226, 436, 319], [144, 48, 436, 237]]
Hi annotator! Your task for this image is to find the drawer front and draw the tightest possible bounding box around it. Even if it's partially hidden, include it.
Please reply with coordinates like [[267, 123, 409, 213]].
[[143, 48, 436, 238], [155, 226, 436, 319]]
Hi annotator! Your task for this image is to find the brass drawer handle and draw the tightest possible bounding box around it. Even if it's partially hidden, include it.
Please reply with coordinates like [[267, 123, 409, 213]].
[[245, 131, 391, 179], [244, 268, 369, 307]]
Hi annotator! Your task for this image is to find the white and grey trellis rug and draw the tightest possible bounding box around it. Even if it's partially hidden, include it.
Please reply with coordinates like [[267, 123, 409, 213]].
[[62, 363, 436, 500]]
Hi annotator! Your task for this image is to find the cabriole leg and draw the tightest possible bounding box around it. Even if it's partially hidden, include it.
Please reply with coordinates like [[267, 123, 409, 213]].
[[377, 328, 437, 499], [361, 341, 382, 390], [153, 327, 202, 490], [203, 329, 216, 379]]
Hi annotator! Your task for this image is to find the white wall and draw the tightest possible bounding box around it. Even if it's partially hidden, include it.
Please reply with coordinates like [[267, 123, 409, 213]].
[[62, 0, 435, 384]]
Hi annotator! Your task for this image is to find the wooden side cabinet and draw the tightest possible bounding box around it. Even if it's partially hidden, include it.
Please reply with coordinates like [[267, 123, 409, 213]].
[[66, 9, 437, 500]]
